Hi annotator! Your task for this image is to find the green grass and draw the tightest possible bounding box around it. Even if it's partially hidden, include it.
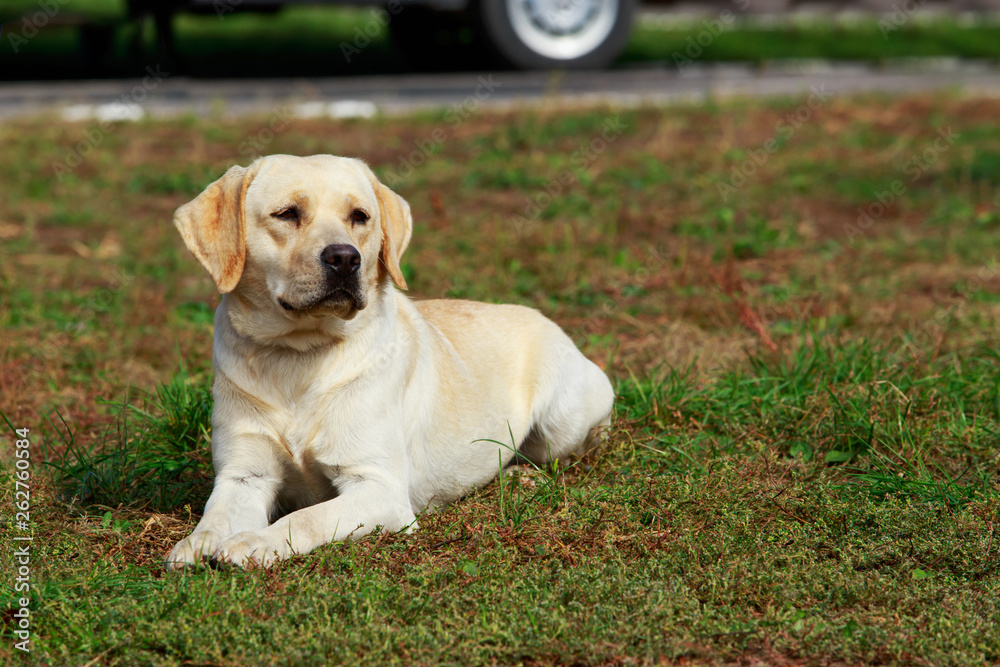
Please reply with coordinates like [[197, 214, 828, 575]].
[[623, 14, 1000, 64], [4, 343, 1000, 665], [2, 94, 1000, 664], [3, 349, 1000, 664], [42, 364, 213, 512]]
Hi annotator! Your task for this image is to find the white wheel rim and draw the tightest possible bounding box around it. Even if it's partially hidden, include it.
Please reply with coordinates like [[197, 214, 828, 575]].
[[506, 0, 619, 61]]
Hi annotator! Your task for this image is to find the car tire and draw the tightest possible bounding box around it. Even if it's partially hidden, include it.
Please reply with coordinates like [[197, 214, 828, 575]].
[[473, 0, 636, 69]]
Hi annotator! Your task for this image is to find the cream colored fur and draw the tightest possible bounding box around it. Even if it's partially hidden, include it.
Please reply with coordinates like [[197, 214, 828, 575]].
[[165, 154, 614, 569]]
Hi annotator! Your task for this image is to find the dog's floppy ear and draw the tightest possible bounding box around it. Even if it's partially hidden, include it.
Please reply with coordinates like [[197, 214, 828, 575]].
[[351, 158, 413, 289], [374, 181, 413, 290], [173, 163, 259, 293]]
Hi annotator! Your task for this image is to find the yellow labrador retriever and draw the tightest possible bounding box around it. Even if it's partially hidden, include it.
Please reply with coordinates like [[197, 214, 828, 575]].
[[165, 154, 614, 569]]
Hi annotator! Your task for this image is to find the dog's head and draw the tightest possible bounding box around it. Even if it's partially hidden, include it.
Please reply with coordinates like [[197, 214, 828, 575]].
[[174, 155, 412, 324]]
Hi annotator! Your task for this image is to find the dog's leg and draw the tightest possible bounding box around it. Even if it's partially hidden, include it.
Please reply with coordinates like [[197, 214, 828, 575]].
[[165, 433, 284, 571], [212, 477, 416, 567], [517, 350, 615, 465]]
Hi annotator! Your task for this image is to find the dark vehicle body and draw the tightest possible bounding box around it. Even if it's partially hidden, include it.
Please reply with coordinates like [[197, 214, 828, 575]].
[[129, 0, 639, 69]]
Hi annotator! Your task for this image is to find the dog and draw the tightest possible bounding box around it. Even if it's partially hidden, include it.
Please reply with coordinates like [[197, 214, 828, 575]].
[[165, 154, 614, 569]]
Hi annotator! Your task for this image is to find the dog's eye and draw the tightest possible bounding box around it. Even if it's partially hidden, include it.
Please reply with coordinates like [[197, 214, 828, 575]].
[[351, 209, 369, 224], [274, 207, 299, 223]]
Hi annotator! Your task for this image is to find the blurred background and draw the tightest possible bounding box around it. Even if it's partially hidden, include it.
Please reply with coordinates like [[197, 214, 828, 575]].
[[1, 0, 999, 78]]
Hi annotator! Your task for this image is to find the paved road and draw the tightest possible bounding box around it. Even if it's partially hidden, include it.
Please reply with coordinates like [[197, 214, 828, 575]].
[[2, 61, 999, 121]]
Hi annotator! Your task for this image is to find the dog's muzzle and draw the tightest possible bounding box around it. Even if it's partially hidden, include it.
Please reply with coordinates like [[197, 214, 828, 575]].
[[276, 244, 366, 314]]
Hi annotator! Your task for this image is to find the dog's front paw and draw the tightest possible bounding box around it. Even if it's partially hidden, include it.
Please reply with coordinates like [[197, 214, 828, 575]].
[[213, 531, 293, 568], [165, 530, 224, 571]]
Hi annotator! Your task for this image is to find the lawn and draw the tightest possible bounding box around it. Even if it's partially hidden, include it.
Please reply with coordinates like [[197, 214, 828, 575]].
[[1, 93, 1000, 665]]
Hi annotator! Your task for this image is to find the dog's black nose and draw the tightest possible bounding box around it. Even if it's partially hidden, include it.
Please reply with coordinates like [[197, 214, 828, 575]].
[[320, 244, 361, 277]]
